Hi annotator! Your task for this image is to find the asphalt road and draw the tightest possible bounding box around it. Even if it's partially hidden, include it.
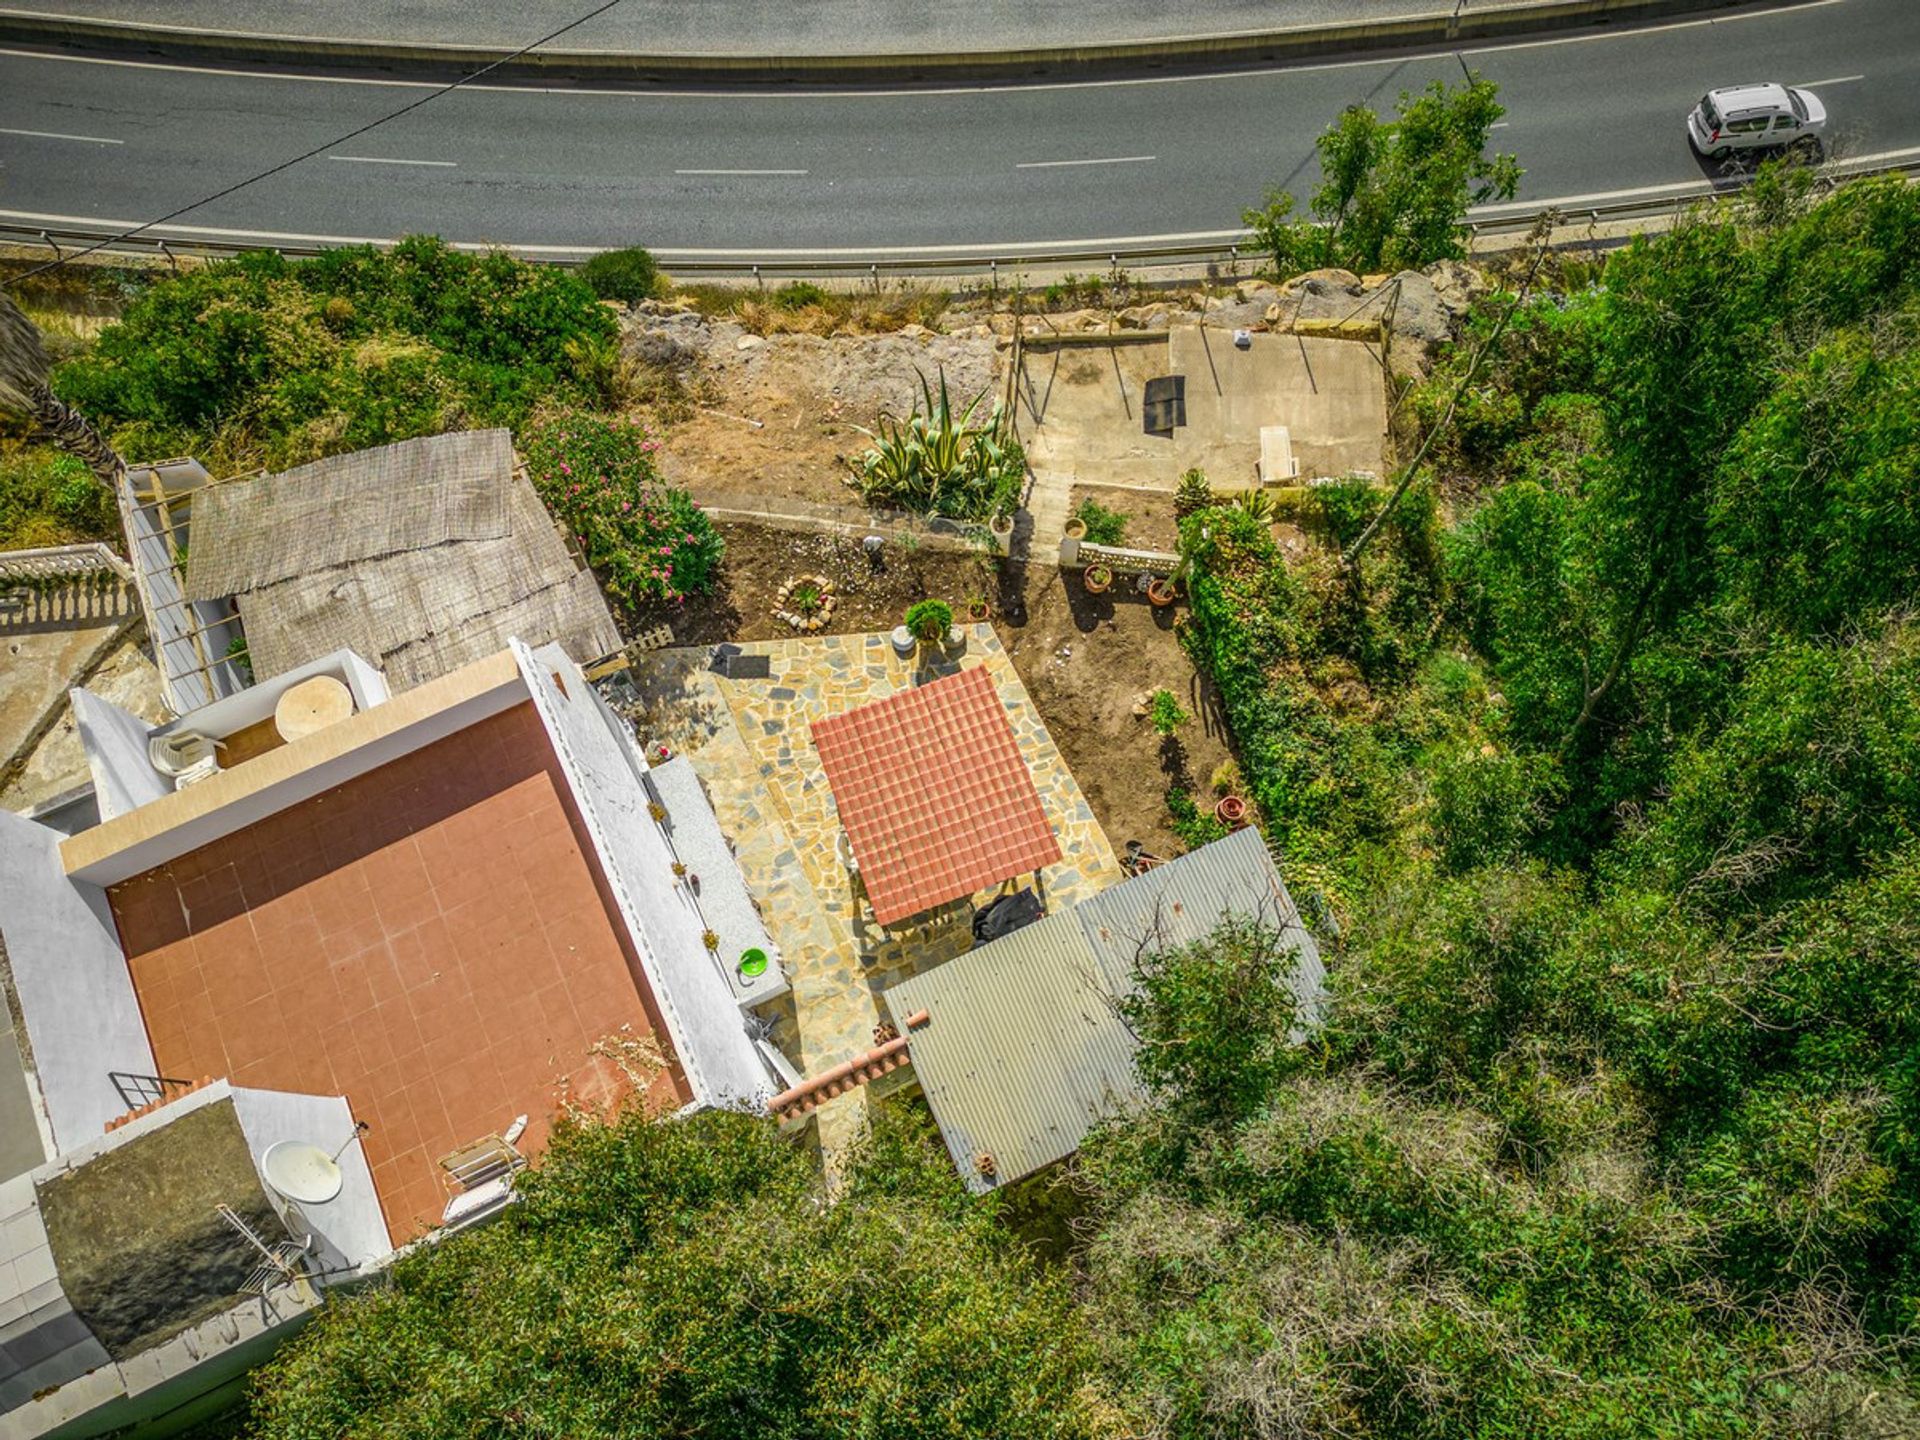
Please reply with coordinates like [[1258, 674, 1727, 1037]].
[[0, 0, 1914, 258], [2, 1, 1495, 55]]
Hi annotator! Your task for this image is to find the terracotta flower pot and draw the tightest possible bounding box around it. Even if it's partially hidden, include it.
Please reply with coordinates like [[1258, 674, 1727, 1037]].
[[967, 600, 990, 622], [1083, 564, 1113, 594], [1147, 577, 1177, 608], [1215, 795, 1249, 827]]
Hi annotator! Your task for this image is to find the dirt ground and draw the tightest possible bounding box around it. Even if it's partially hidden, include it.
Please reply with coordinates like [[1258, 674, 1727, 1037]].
[[635, 519, 1230, 858], [630, 310, 1000, 517], [1071, 483, 1182, 554]]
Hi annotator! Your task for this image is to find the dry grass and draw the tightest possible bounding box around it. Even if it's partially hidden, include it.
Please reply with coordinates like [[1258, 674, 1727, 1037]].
[[672, 280, 951, 336]]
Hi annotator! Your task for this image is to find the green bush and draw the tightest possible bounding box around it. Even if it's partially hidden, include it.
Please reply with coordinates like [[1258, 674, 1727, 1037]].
[[248, 1109, 1100, 1439], [770, 280, 830, 311], [904, 597, 952, 643], [577, 247, 660, 304], [55, 237, 616, 472], [0, 448, 114, 548], [1147, 688, 1188, 735], [1073, 496, 1129, 546], [522, 410, 722, 608]]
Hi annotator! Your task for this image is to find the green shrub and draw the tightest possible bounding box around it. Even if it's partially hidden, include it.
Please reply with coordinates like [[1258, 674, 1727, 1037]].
[[1147, 688, 1189, 735], [522, 410, 722, 608], [248, 1109, 1100, 1440], [904, 598, 952, 643], [1073, 496, 1129, 546], [0, 448, 114, 548], [577, 247, 660, 304], [770, 280, 830, 311], [55, 237, 616, 472], [1165, 785, 1228, 850]]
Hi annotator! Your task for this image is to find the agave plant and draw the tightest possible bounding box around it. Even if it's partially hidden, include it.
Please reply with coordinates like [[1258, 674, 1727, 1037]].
[[847, 369, 1024, 521]]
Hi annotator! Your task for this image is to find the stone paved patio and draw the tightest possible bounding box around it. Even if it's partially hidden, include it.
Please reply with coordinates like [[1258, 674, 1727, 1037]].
[[609, 625, 1122, 1169]]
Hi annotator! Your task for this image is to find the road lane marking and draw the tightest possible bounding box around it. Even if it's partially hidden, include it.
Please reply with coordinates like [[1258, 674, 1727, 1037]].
[[11, 149, 1920, 260], [0, 2, 1853, 99], [328, 154, 456, 166], [674, 168, 808, 175], [1794, 74, 1866, 86], [1016, 154, 1155, 168], [0, 125, 122, 144]]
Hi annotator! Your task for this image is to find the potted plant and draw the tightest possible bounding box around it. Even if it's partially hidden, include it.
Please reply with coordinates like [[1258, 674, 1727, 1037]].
[[966, 595, 991, 623], [1082, 562, 1113, 594], [1062, 515, 1088, 541], [1215, 794, 1250, 827], [1146, 576, 1177, 608], [989, 511, 1015, 540], [904, 598, 953, 652]]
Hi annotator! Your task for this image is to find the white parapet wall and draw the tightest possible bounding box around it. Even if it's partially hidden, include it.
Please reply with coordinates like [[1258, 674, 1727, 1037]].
[[0, 812, 154, 1154], [513, 640, 774, 1109]]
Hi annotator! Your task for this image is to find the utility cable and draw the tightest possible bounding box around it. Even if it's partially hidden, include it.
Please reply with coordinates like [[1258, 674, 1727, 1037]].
[[4, 0, 629, 286]]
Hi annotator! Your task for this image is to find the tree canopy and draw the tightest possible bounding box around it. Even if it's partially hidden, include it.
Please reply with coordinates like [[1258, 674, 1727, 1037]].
[[1244, 77, 1521, 277]]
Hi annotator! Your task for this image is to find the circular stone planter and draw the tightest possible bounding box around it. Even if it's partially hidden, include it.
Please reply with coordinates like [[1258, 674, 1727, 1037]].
[[1063, 517, 1088, 541], [946, 625, 968, 653], [1215, 795, 1250, 827], [1082, 564, 1113, 594], [990, 512, 1015, 538], [775, 574, 836, 632], [890, 624, 915, 655]]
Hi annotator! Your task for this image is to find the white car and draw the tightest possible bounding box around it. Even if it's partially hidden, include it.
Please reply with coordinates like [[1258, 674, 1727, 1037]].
[[1687, 83, 1826, 160]]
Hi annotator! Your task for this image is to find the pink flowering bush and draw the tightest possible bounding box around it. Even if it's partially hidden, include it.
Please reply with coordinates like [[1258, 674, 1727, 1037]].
[[523, 411, 723, 607]]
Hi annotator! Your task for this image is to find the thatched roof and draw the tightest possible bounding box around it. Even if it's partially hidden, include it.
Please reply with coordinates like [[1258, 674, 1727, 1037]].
[[184, 431, 620, 691]]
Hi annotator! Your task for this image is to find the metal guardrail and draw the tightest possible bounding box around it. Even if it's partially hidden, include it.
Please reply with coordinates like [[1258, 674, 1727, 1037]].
[[2, 157, 1911, 280]]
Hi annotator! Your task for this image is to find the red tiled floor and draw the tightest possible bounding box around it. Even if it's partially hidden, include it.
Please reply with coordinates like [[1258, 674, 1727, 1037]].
[[109, 701, 692, 1245]]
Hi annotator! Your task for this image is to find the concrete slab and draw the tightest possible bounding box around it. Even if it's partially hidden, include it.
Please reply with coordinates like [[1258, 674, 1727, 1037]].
[[1021, 327, 1388, 501]]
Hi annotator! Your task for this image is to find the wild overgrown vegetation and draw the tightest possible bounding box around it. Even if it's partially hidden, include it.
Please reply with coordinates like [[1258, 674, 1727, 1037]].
[[1143, 167, 1920, 1434], [52, 236, 618, 473], [248, 1110, 1103, 1439]]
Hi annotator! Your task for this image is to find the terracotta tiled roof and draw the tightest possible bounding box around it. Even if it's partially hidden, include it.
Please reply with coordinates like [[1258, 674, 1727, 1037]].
[[811, 666, 1061, 925]]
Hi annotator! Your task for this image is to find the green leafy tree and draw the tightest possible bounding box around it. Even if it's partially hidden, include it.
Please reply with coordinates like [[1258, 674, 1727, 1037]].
[[248, 1110, 1101, 1440], [1244, 78, 1520, 277]]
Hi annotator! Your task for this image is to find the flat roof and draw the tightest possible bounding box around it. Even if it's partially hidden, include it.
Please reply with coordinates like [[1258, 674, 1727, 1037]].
[[108, 700, 691, 1242], [811, 665, 1061, 925]]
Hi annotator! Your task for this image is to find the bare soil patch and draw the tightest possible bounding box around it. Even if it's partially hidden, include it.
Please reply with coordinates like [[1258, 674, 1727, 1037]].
[[627, 311, 999, 517]]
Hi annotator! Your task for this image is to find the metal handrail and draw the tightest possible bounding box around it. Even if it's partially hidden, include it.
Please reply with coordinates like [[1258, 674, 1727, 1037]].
[[2, 158, 1910, 279]]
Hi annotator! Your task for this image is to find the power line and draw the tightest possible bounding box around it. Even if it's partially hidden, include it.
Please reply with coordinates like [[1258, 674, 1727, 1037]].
[[3, 0, 629, 287]]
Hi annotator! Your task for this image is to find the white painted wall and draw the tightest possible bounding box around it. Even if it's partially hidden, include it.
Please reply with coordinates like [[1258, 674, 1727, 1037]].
[[230, 1087, 392, 1267], [0, 814, 152, 1153], [66, 676, 526, 888], [70, 691, 169, 823], [513, 642, 772, 1108], [153, 648, 391, 748]]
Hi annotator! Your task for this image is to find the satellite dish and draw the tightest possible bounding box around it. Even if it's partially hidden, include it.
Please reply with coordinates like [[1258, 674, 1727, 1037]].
[[262, 1141, 344, 1205]]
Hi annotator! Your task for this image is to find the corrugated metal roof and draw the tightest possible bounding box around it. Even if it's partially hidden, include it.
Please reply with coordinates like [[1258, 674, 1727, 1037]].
[[1078, 826, 1326, 1032], [885, 911, 1137, 1194], [885, 828, 1327, 1193]]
